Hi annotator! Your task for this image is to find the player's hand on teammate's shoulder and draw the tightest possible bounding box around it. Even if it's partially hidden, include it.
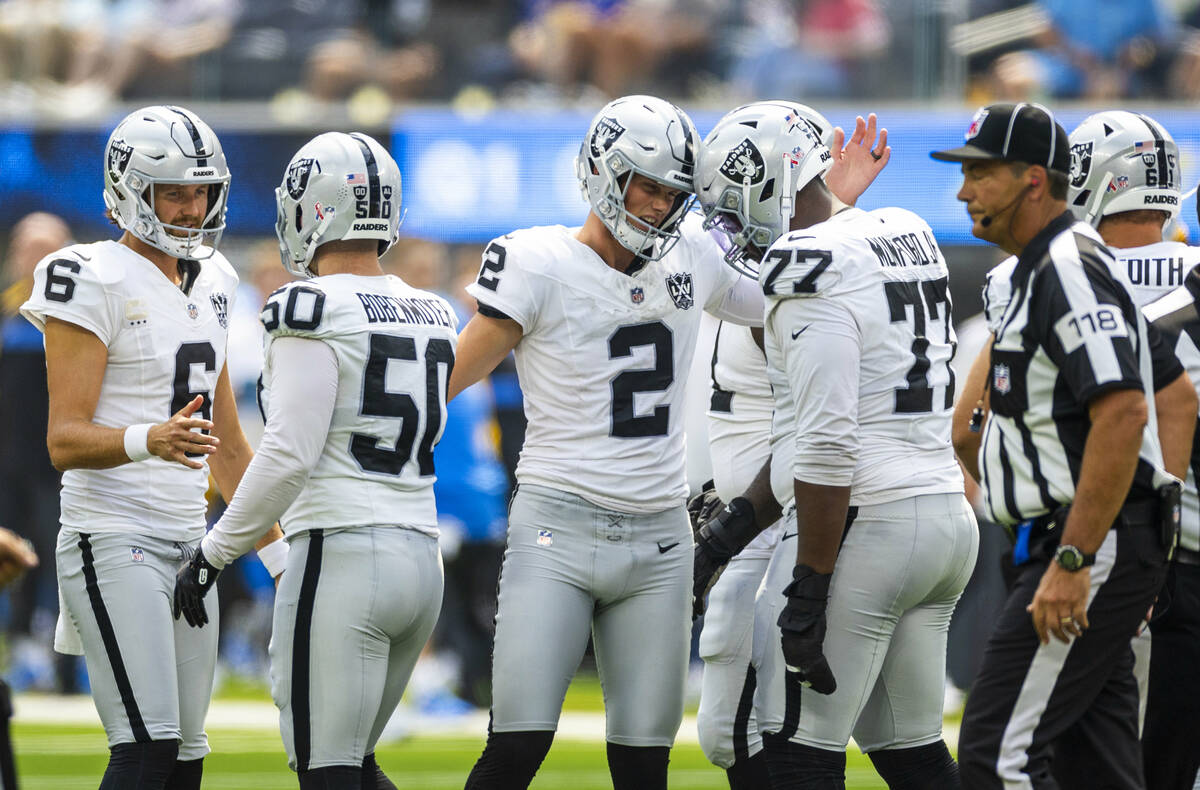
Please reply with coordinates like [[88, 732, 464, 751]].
[[146, 395, 219, 469], [825, 113, 890, 207], [0, 528, 37, 590]]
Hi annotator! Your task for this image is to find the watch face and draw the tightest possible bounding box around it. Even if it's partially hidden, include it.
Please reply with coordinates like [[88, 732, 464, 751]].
[[1057, 546, 1082, 571]]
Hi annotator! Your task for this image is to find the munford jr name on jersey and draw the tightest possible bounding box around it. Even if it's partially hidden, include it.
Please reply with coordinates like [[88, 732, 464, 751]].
[[356, 292, 455, 328], [866, 230, 942, 269]]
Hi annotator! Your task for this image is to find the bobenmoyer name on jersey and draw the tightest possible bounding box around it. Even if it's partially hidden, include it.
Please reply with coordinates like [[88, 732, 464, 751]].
[[356, 292, 455, 328]]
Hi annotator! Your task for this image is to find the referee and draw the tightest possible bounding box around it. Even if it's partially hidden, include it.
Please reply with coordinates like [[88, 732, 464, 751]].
[[932, 103, 1187, 789]]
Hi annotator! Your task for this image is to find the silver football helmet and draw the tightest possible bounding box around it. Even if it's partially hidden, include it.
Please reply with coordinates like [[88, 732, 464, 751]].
[[697, 101, 834, 277], [275, 132, 403, 278], [576, 95, 699, 260], [1068, 110, 1181, 228], [102, 105, 230, 260]]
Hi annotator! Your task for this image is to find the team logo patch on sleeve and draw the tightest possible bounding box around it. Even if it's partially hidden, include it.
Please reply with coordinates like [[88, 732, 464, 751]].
[[537, 529, 553, 546], [719, 140, 765, 185], [665, 272, 694, 310], [210, 292, 229, 329], [590, 117, 626, 157], [286, 157, 317, 200], [1069, 142, 1093, 188]]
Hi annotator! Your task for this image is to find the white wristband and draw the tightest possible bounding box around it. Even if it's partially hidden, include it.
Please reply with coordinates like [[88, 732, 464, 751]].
[[256, 538, 288, 578], [123, 423, 154, 463]]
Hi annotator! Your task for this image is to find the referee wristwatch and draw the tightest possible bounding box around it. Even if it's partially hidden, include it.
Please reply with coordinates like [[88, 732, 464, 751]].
[[1054, 544, 1095, 572]]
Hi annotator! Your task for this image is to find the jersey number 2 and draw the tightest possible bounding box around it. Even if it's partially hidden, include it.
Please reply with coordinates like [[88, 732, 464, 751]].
[[884, 277, 955, 414], [351, 333, 455, 476], [609, 321, 673, 438]]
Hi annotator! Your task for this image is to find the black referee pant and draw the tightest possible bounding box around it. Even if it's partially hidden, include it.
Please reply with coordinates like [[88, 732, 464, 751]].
[[1141, 558, 1200, 789], [959, 512, 1168, 790]]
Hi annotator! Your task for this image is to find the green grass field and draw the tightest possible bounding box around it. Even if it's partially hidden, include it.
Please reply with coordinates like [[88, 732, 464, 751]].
[[12, 723, 888, 789], [12, 674, 892, 788]]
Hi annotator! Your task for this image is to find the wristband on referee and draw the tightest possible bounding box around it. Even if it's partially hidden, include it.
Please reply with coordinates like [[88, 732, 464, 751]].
[[123, 423, 154, 462], [256, 538, 288, 578]]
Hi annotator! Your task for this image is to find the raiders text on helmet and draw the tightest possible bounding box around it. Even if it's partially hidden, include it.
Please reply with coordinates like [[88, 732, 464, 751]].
[[1067, 111, 1182, 228], [274, 132, 404, 278], [102, 106, 230, 260], [696, 101, 834, 277], [576, 95, 700, 260]]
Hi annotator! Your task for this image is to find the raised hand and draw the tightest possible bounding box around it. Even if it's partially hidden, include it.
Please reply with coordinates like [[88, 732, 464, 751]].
[[147, 395, 219, 469]]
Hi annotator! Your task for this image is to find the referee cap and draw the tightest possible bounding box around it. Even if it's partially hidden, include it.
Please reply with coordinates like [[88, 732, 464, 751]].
[[931, 103, 1070, 176]]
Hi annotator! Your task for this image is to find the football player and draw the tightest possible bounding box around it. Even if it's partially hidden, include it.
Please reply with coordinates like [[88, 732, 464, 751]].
[[693, 108, 891, 790], [449, 95, 765, 790], [1066, 111, 1200, 790], [20, 106, 283, 790], [693, 102, 976, 788], [172, 132, 454, 790]]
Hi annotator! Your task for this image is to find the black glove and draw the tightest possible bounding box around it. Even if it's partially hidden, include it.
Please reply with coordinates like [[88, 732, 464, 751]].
[[173, 545, 221, 628], [687, 480, 723, 534], [778, 563, 836, 695], [692, 496, 758, 619]]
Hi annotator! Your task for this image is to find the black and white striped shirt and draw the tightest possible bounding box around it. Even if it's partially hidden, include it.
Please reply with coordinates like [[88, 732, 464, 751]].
[[980, 211, 1169, 526]]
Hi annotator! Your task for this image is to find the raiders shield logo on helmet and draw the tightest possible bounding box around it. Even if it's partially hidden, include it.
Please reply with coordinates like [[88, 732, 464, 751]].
[[665, 272, 694, 310], [286, 158, 317, 200], [108, 140, 133, 183], [590, 117, 627, 158], [719, 140, 765, 186], [1069, 142, 1093, 189]]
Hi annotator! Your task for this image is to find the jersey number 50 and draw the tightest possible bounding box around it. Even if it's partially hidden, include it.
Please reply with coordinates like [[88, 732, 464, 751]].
[[351, 333, 455, 477]]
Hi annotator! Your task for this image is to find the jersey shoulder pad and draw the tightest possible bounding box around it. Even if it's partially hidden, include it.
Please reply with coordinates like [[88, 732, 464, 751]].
[[487, 226, 571, 278], [386, 279, 460, 335], [202, 250, 240, 290], [260, 280, 332, 339], [20, 243, 120, 338]]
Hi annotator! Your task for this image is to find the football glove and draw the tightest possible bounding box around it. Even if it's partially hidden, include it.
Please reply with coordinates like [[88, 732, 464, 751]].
[[692, 496, 758, 619], [687, 480, 723, 534], [173, 546, 220, 628], [778, 563, 836, 695]]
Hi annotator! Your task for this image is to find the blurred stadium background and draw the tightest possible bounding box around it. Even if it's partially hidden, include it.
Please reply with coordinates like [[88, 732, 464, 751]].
[[1, 0, 1199, 786]]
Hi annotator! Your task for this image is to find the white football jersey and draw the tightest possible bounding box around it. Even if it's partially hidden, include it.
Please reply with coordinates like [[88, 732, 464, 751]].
[[1115, 241, 1200, 309], [762, 206, 963, 508], [20, 240, 238, 541], [707, 320, 781, 556], [259, 274, 458, 536], [465, 213, 743, 513]]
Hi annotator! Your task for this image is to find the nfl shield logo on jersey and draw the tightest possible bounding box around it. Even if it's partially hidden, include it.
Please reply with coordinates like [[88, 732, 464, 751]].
[[630, 287, 644, 304], [186, 303, 199, 320], [537, 529, 553, 547], [993, 363, 1012, 395], [210, 292, 229, 329], [130, 547, 144, 563], [665, 272, 694, 310]]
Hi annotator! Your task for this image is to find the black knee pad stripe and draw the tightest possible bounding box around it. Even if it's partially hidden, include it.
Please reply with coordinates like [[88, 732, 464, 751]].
[[297, 764, 361, 790], [606, 743, 669, 790], [80, 534, 149, 743], [465, 729, 555, 788], [867, 741, 959, 790], [732, 664, 758, 763], [292, 529, 325, 772]]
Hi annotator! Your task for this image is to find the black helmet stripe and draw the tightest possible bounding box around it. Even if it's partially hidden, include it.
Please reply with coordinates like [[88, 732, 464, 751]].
[[671, 105, 694, 177], [1136, 113, 1168, 190], [350, 133, 381, 218], [168, 106, 208, 167]]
